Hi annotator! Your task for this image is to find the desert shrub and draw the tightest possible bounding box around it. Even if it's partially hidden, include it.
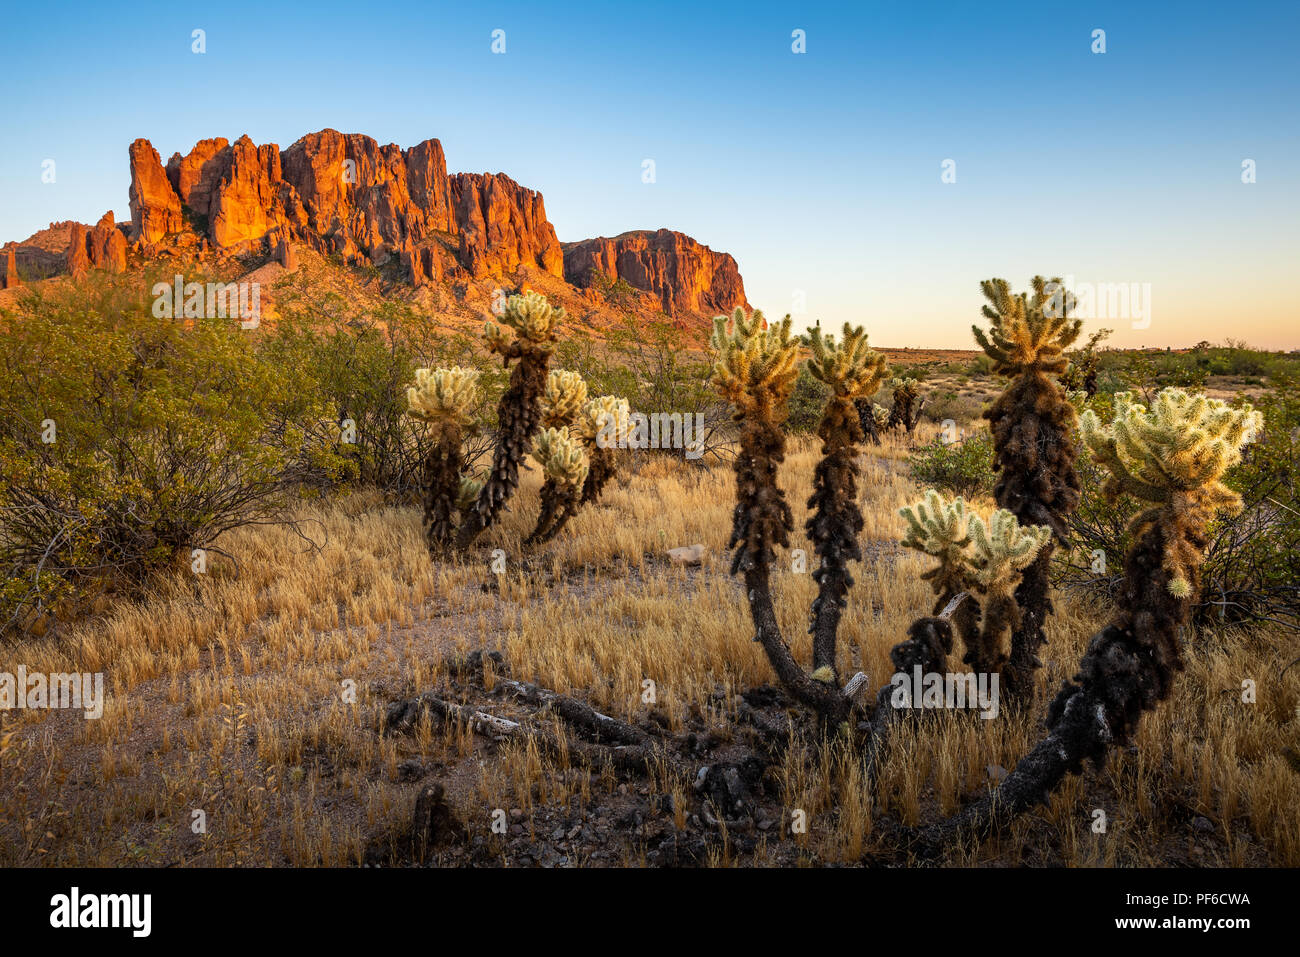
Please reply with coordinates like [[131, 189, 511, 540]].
[[0, 275, 343, 636], [922, 388, 985, 425], [589, 271, 639, 309], [266, 317, 497, 497], [786, 363, 832, 433], [908, 431, 995, 497]]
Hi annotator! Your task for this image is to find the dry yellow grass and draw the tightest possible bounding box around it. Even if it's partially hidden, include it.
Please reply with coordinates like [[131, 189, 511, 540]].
[[1, 420, 1296, 867]]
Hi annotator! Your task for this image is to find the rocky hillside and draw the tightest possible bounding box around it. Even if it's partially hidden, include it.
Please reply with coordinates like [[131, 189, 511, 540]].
[[126, 130, 745, 316], [2, 129, 750, 328]]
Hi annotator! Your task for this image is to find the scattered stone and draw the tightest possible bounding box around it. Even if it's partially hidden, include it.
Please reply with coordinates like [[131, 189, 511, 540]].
[[667, 544, 707, 566]]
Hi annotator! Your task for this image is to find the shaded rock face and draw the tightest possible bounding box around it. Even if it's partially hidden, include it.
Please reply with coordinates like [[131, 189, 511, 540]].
[[1, 246, 19, 288], [130, 129, 564, 281], [129, 139, 184, 246], [65, 223, 90, 278], [563, 229, 749, 315]]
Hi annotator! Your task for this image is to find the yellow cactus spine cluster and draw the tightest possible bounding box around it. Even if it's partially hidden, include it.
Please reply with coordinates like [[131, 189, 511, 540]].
[[899, 488, 1052, 600], [406, 366, 482, 430], [899, 489, 971, 570], [1080, 388, 1262, 597], [484, 291, 564, 353], [531, 427, 590, 489], [539, 369, 589, 429], [890, 376, 919, 397], [973, 276, 1082, 375], [577, 394, 632, 447], [967, 510, 1053, 599], [805, 323, 889, 399], [709, 308, 799, 415]]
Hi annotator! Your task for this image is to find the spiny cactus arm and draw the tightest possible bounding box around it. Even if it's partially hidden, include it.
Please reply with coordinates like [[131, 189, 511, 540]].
[[975, 275, 1083, 704], [525, 428, 590, 545], [458, 294, 559, 548], [713, 309, 852, 722], [408, 366, 483, 552], [575, 395, 630, 506], [898, 490, 974, 607]]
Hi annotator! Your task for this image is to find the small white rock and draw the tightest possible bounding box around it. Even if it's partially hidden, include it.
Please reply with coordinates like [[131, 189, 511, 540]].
[[667, 544, 707, 566]]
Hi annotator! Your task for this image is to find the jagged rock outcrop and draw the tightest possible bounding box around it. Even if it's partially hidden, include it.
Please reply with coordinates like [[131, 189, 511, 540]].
[[63, 213, 127, 276], [87, 212, 128, 273], [33, 130, 754, 314], [65, 223, 90, 278], [273, 231, 297, 271], [563, 229, 748, 315], [128, 139, 184, 246], [129, 129, 565, 282], [1, 246, 19, 289], [451, 173, 563, 279], [166, 137, 230, 221]]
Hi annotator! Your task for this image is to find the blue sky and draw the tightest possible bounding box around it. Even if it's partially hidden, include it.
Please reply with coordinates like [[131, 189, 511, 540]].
[[2, 0, 1297, 347]]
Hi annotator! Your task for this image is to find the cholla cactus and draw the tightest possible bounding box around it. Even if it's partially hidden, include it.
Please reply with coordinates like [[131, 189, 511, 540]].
[[458, 292, 561, 547], [576, 395, 631, 446], [886, 377, 922, 432], [576, 394, 631, 505], [967, 511, 1053, 596], [899, 490, 972, 601], [713, 312, 896, 720], [926, 390, 1264, 842], [526, 427, 590, 545], [531, 427, 589, 489], [806, 325, 889, 679], [806, 324, 889, 400], [455, 476, 483, 512], [972, 276, 1083, 703], [539, 369, 588, 430], [407, 366, 483, 552], [1080, 389, 1261, 598], [407, 366, 482, 433], [973, 276, 1081, 376]]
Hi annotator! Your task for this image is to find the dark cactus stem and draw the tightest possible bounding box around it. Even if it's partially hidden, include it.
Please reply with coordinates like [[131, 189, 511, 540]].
[[985, 368, 1080, 704], [457, 344, 550, 548], [915, 522, 1192, 846], [865, 608, 958, 775], [854, 398, 881, 446], [731, 414, 848, 724], [525, 478, 564, 545], [527, 441, 618, 545], [580, 446, 618, 506], [807, 396, 865, 679], [422, 426, 464, 551]]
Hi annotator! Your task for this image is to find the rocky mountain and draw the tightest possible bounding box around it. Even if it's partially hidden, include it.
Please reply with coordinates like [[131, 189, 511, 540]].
[[563, 229, 749, 315], [4, 129, 749, 321]]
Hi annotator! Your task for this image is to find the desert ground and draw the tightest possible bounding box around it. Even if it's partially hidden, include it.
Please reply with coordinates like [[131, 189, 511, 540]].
[[3, 378, 1296, 868]]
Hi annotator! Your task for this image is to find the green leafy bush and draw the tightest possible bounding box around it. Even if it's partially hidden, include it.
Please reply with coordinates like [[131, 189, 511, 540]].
[[908, 430, 995, 496], [0, 273, 346, 635]]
